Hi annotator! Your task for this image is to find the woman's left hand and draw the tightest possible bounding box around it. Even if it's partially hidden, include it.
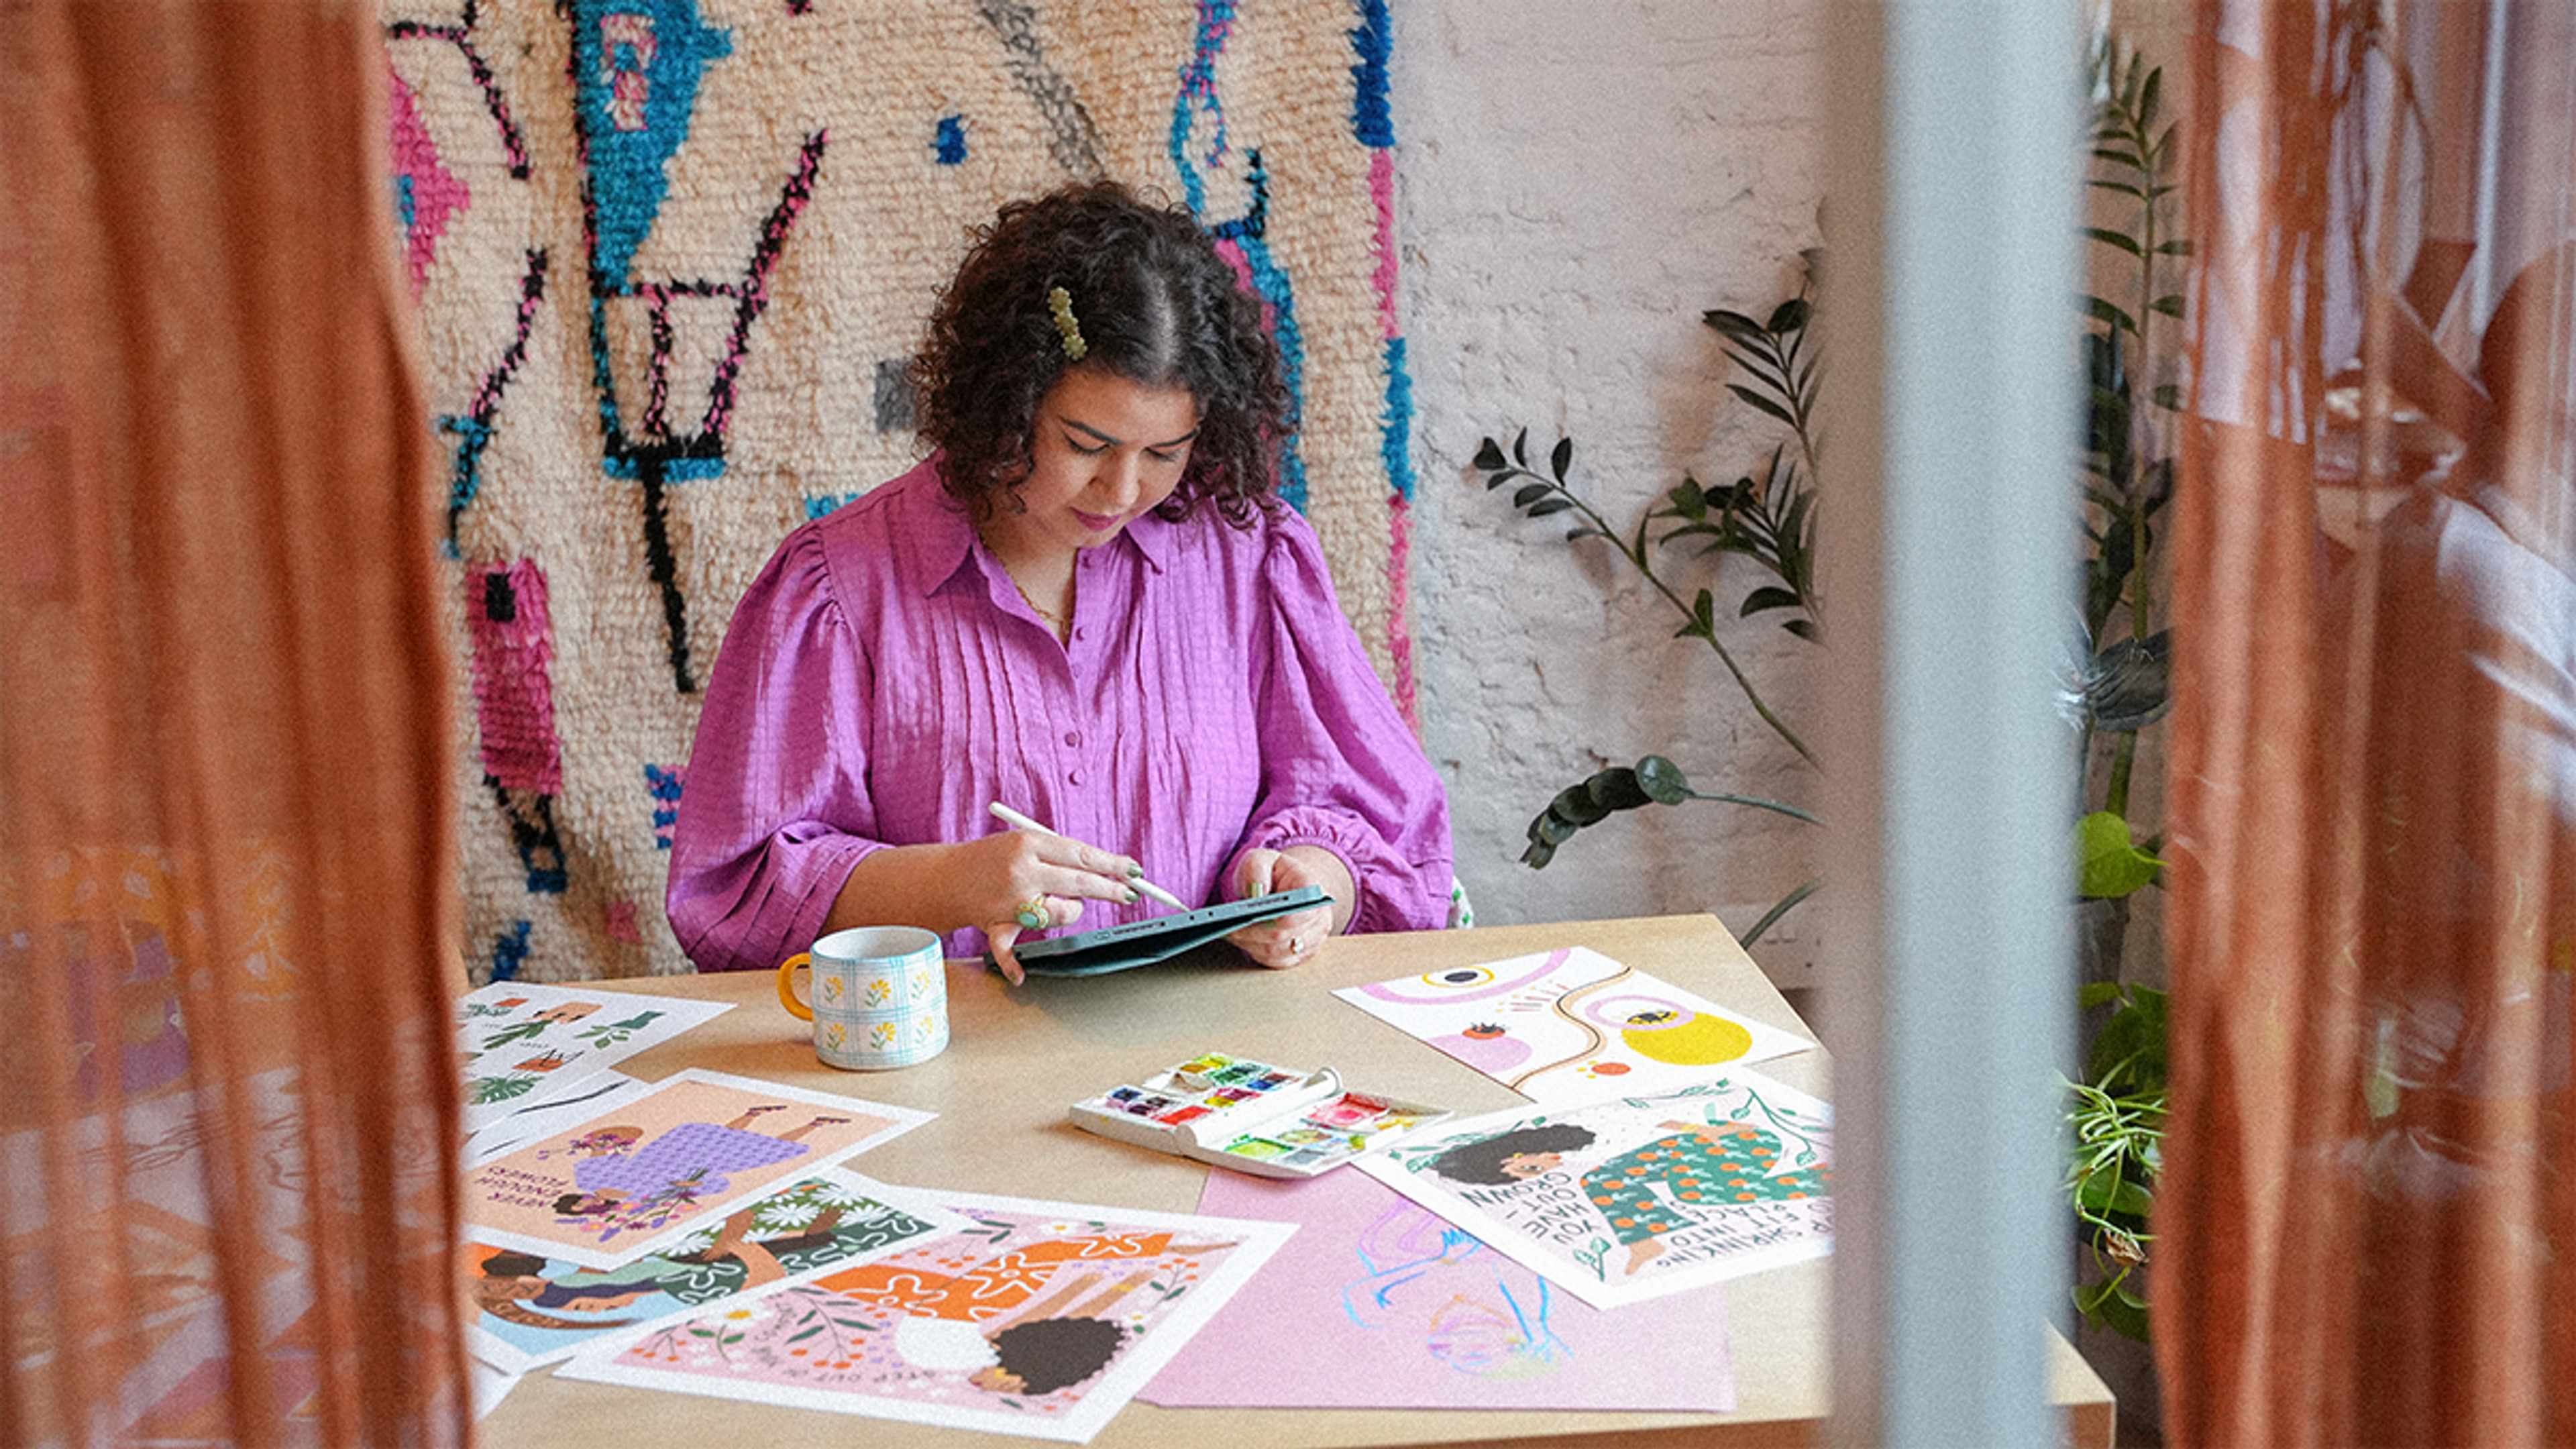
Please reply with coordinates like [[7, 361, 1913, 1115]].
[[1226, 845, 1354, 969]]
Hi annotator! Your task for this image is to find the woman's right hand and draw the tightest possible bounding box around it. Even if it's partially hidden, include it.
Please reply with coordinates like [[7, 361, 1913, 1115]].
[[825, 828, 1146, 985], [953, 828, 1144, 985]]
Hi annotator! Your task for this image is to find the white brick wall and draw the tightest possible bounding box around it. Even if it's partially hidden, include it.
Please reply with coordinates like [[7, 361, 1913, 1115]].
[[1392, 1, 1831, 981]]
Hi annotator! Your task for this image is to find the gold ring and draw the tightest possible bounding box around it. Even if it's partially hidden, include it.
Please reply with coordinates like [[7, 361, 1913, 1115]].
[[1015, 898, 1051, 930]]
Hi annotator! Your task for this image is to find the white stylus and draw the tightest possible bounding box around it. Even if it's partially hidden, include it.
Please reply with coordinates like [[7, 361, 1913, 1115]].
[[986, 802, 1192, 911]]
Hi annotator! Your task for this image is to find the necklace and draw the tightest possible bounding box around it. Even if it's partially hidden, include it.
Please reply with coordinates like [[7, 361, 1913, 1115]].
[[1010, 570, 1073, 639]]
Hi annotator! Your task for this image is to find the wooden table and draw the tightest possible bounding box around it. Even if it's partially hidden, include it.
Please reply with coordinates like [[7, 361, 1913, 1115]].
[[479, 914, 2114, 1448]]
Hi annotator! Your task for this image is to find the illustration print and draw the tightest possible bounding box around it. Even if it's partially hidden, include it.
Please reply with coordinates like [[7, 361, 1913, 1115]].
[[1360, 1073, 1832, 1309], [466, 1068, 929, 1269], [453, 981, 733, 1134], [464, 1169, 961, 1373], [1334, 947, 1812, 1102], [558, 1193, 1291, 1442]]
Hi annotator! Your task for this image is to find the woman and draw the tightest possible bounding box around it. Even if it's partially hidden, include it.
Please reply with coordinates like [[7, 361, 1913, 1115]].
[[667, 180, 1452, 981]]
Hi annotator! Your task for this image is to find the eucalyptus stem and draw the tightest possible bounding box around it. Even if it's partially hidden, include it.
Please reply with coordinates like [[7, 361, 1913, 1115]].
[[1681, 789, 1821, 825]]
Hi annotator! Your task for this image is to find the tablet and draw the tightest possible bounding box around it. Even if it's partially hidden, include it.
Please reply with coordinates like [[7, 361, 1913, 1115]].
[[991, 886, 1331, 977]]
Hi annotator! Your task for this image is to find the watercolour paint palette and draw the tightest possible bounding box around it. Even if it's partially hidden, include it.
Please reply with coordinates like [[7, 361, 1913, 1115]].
[[1069, 1051, 1449, 1179]]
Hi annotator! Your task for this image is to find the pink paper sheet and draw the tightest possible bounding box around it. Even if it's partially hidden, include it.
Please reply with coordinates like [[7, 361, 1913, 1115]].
[[1140, 1168, 1735, 1411]]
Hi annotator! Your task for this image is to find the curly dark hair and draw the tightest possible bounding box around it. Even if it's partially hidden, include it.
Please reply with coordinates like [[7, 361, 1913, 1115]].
[[1426, 1124, 1598, 1185], [987, 1316, 1129, 1394], [910, 180, 1293, 527]]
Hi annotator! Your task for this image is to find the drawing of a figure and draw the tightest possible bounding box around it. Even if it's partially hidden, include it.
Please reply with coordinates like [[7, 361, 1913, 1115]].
[[1428, 1118, 1828, 1275], [468, 1200, 844, 1328], [824, 1232, 1225, 1395], [1342, 1203, 1566, 1377], [551, 1105, 849, 1236], [531, 1000, 602, 1024]]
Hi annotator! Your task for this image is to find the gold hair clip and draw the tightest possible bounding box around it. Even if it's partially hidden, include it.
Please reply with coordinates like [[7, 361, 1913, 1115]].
[[1047, 286, 1088, 361]]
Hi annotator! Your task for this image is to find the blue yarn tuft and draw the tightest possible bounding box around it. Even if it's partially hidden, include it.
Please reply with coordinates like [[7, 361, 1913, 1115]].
[[1348, 0, 1395, 148], [490, 920, 533, 981]]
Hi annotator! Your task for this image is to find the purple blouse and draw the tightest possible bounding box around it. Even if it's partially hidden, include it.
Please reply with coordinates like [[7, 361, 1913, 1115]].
[[665, 456, 1454, 973]]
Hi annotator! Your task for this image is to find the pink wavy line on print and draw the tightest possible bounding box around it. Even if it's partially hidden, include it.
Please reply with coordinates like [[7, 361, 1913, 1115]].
[[1505, 962, 1635, 1091], [468, 558, 564, 794]]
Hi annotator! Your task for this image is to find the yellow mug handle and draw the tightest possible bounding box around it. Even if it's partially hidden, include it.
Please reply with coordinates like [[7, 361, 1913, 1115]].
[[777, 951, 814, 1021]]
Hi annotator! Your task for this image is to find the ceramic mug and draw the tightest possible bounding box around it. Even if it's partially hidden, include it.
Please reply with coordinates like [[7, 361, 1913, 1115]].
[[777, 925, 948, 1070]]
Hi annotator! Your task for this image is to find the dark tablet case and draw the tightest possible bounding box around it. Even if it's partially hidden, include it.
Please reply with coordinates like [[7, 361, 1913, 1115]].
[[993, 886, 1331, 977]]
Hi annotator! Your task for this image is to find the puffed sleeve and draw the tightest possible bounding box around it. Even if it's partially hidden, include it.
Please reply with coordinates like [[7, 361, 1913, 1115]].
[[1230, 512, 1455, 932], [665, 526, 887, 972]]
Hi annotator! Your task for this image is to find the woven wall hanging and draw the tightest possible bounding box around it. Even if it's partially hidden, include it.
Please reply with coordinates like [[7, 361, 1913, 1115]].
[[384, 0, 1417, 982]]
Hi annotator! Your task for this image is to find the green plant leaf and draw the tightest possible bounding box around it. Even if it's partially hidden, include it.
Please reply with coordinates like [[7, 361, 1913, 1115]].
[[1473, 437, 1506, 470], [2077, 810, 2164, 898], [2078, 979, 2126, 1010], [1550, 435, 1574, 482], [1521, 838, 1557, 869], [2082, 225, 2143, 257], [1783, 619, 1819, 641], [1527, 498, 1576, 517], [1548, 784, 1613, 827], [1511, 482, 1552, 509], [1588, 767, 1653, 811], [1727, 384, 1797, 430], [1741, 586, 1803, 617], [2082, 294, 2136, 333], [2150, 294, 2186, 318], [1635, 755, 1691, 804], [1512, 427, 1529, 468], [1702, 307, 1764, 339], [1767, 297, 1811, 333], [2075, 1169, 2128, 1213]]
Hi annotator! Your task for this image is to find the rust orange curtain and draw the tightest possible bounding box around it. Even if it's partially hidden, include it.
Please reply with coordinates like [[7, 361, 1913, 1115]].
[[2159, 1, 2574, 1444], [0, 3, 471, 1445]]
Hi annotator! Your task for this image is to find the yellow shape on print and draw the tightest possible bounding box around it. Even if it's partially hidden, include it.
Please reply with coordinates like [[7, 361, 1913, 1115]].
[[871, 1020, 899, 1048], [865, 978, 892, 1007], [823, 1021, 848, 1050], [821, 977, 845, 1006], [1621, 1010, 1754, 1065]]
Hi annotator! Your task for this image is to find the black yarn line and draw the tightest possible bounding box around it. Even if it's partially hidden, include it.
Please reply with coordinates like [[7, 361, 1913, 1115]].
[[976, 0, 1105, 181], [635, 453, 696, 694], [706, 130, 828, 439], [447, 249, 549, 545], [385, 1, 531, 180]]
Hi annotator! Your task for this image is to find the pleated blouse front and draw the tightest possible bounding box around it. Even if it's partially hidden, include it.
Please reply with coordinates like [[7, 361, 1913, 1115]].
[[665, 455, 1454, 973]]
